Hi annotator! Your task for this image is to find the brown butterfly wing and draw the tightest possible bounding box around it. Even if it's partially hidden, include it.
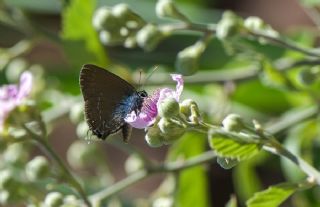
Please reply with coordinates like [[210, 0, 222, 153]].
[[79, 64, 135, 139]]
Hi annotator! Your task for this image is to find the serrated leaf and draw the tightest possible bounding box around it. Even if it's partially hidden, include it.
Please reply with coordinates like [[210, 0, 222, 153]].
[[246, 183, 298, 207], [209, 136, 260, 161], [61, 0, 108, 68]]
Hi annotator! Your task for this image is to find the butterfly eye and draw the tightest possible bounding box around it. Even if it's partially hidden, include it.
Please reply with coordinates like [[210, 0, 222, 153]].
[[139, 90, 148, 98]]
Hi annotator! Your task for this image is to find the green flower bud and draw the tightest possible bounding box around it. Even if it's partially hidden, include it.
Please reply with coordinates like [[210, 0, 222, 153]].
[[175, 41, 206, 76], [158, 118, 185, 144], [136, 24, 166, 51], [0, 170, 17, 191], [67, 140, 97, 169], [44, 192, 64, 207], [26, 156, 49, 181], [222, 114, 245, 132], [216, 11, 242, 40], [243, 16, 279, 42], [99, 30, 125, 46], [63, 195, 78, 205], [92, 7, 118, 31], [112, 3, 145, 25], [145, 125, 164, 148], [3, 143, 29, 164], [6, 58, 28, 82], [179, 99, 200, 123], [158, 98, 180, 118], [244, 16, 264, 31], [124, 36, 137, 48], [125, 154, 144, 174], [156, 0, 189, 22]]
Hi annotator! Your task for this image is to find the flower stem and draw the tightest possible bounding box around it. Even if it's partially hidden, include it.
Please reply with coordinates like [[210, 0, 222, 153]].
[[89, 151, 216, 204], [24, 126, 92, 207]]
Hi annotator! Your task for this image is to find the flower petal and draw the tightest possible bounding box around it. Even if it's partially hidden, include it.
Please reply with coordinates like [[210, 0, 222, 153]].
[[17, 71, 33, 101]]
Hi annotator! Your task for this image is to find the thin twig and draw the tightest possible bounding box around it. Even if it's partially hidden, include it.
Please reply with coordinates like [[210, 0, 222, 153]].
[[24, 125, 92, 207], [89, 151, 216, 203]]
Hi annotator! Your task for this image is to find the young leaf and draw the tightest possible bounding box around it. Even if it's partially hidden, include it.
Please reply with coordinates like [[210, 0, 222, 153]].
[[246, 182, 298, 207], [61, 0, 108, 67], [209, 136, 260, 161]]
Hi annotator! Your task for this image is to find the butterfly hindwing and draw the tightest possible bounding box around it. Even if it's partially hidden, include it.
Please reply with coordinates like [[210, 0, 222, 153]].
[[80, 64, 137, 140]]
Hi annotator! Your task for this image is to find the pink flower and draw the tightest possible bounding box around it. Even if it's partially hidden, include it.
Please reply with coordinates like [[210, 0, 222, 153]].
[[0, 72, 33, 132], [125, 74, 183, 129]]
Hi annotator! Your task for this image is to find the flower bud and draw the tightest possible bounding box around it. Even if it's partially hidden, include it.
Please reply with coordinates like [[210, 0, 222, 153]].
[[112, 4, 145, 25], [216, 11, 242, 40], [145, 125, 164, 148], [125, 154, 144, 174], [5, 58, 28, 82], [158, 98, 180, 118], [67, 140, 97, 169], [222, 114, 245, 132], [99, 30, 125, 46], [92, 7, 118, 31], [179, 99, 200, 123], [124, 36, 137, 48], [44, 192, 64, 207], [0, 170, 15, 190], [175, 41, 206, 76], [158, 118, 185, 144], [136, 24, 165, 51], [26, 156, 49, 181], [3, 143, 29, 164], [244, 16, 264, 31], [156, 0, 189, 22], [243, 16, 279, 42]]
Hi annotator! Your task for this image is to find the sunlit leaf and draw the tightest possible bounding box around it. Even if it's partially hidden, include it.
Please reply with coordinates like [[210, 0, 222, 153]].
[[209, 136, 261, 161], [246, 182, 298, 207]]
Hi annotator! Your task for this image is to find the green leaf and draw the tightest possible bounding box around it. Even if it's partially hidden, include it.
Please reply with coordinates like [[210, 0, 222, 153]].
[[246, 182, 298, 207], [168, 133, 209, 207], [61, 0, 108, 68], [209, 136, 261, 161]]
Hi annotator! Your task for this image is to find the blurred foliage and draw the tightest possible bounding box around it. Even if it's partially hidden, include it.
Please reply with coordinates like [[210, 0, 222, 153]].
[[1, 0, 320, 207]]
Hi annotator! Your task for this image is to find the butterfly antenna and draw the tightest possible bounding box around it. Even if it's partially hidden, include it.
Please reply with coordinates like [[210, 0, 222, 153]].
[[141, 65, 159, 88]]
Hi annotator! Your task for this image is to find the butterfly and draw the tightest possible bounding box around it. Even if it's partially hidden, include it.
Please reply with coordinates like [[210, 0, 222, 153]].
[[79, 64, 147, 142]]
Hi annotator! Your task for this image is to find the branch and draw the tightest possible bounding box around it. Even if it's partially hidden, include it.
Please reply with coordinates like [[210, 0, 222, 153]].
[[89, 151, 216, 204]]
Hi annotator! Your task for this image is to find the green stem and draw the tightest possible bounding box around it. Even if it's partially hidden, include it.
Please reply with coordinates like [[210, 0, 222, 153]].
[[263, 138, 320, 184], [89, 151, 216, 203], [24, 126, 92, 207]]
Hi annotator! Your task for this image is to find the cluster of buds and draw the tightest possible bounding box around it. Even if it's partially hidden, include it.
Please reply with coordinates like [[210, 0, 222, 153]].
[[93, 4, 168, 51], [145, 98, 201, 147]]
